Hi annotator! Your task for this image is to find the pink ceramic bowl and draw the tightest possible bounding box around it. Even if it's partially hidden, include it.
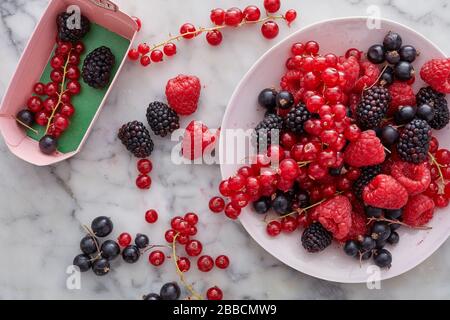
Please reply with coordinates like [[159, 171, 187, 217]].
[[220, 17, 450, 283]]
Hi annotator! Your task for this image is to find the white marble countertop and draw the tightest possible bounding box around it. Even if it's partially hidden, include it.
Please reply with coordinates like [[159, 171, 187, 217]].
[[0, 0, 450, 299]]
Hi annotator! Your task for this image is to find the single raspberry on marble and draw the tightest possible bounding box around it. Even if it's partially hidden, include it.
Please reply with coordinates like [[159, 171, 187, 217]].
[[420, 58, 450, 94], [391, 161, 431, 195], [387, 82, 416, 116], [337, 56, 360, 93], [166, 75, 201, 115], [182, 121, 215, 160], [363, 174, 409, 210], [403, 194, 435, 227], [353, 61, 380, 93], [310, 195, 352, 241], [344, 130, 386, 168]]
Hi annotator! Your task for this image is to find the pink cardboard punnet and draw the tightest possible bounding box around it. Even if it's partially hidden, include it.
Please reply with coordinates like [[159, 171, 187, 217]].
[[0, 0, 138, 166]]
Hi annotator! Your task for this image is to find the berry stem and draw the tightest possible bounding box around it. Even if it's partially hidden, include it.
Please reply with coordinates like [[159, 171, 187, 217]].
[[141, 15, 286, 55], [429, 152, 445, 185], [45, 49, 73, 134], [0, 114, 39, 134], [266, 197, 327, 223], [172, 233, 203, 300], [367, 217, 432, 230], [82, 225, 102, 260]]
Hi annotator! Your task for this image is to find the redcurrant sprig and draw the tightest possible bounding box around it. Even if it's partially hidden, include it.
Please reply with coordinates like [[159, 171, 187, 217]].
[[128, 1, 297, 68]]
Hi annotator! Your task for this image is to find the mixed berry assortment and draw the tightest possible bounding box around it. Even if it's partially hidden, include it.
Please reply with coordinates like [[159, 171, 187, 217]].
[[15, 11, 115, 155], [73, 209, 227, 300], [127, 0, 297, 67], [211, 31, 450, 269]]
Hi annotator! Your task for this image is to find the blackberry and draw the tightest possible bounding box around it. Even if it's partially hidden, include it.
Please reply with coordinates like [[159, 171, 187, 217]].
[[146, 101, 180, 137], [356, 86, 391, 130], [301, 223, 332, 253], [416, 87, 449, 130], [397, 119, 431, 164], [82, 46, 115, 89], [353, 165, 382, 199], [253, 113, 283, 151], [56, 12, 90, 43], [118, 121, 154, 158], [284, 104, 311, 134]]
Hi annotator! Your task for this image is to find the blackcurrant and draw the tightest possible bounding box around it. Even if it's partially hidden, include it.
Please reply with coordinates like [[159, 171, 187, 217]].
[[344, 240, 360, 257], [73, 254, 92, 272], [383, 32, 402, 51], [385, 51, 400, 65], [373, 249, 392, 268], [122, 245, 140, 264], [394, 61, 414, 81], [258, 88, 278, 110], [160, 282, 181, 300], [385, 208, 403, 220], [16, 110, 35, 127], [329, 166, 343, 177], [380, 66, 395, 86], [365, 206, 383, 218], [276, 91, 295, 110], [360, 236, 376, 251], [80, 235, 99, 255], [92, 258, 110, 276], [367, 44, 386, 64], [91, 216, 113, 238], [39, 135, 58, 155], [296, 190, 310, 208], [390, 222, 402, 231], [394, 105, 416, 125], [253, 197, 271, 214], [387, 231, 400, 245], [371, 222, 391, 242], [416, 104, 434, 122], [381, 126, 400, 146], [135, 234, 150, 249], [101, 240, 120, 260], [399, 45, 417, 63], [272, 194, 291, 215], [360, 250, 373, 260], [376, 238, 387, 249], [143, 293, 161, 300]]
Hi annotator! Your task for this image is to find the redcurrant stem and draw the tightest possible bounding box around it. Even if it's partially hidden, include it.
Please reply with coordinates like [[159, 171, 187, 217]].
[[172, 233, 203, 300], [0, 114, 39, 134], [266, 197, 328, 223], [45, 49, 73, 134], [368, 64, 389, 90], [384, 147, 392, 154], [367, 217, 432, 231], [142, 15, 286, 55], [142, 244, 171, 253], [429, 152, 445, 186]]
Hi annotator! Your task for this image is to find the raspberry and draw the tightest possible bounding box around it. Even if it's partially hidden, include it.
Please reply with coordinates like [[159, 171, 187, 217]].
[[280, 70, 304, 103], [387, 82, 416, 116], [166, 75, 201, 115], [403, 194, 435, 227], [337, 56, 360, 93], [349, 93, 361, 115], [362, 174, 409, 210], [344, 130, 386, 168], [182, 121, 215, 160], [341, 210, 368, 242], [353, 61, 380, 93], [310, 195, 352, 241], [420, 58, 450, 94], [391, 161, 431, 195]]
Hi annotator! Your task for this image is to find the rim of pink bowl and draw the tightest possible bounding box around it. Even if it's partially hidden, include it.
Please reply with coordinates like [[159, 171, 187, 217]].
[[219, 16, 449, 283]]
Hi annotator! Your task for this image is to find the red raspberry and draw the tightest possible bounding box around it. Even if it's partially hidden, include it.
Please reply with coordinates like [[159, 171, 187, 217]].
[[420, 58, 450, 94], [337, 56, 360, 93], [387, 82, 416, 116], [310, 195, 352, 241], [363, 174, 409, 210], [341, 210, 368, 242], [391, 161, 431, 195], [182, 121, 215, 160], [166, 75, 201, 115], [344, 130, 386, 168], [349, 93, 361, 115], [403, 194, 435, 227], [280, 70, 304, 103], [353, 61, 380, 93]]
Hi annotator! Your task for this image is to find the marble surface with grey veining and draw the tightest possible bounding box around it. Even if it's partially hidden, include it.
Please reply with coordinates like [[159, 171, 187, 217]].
[[0, 0, 449, 300]]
